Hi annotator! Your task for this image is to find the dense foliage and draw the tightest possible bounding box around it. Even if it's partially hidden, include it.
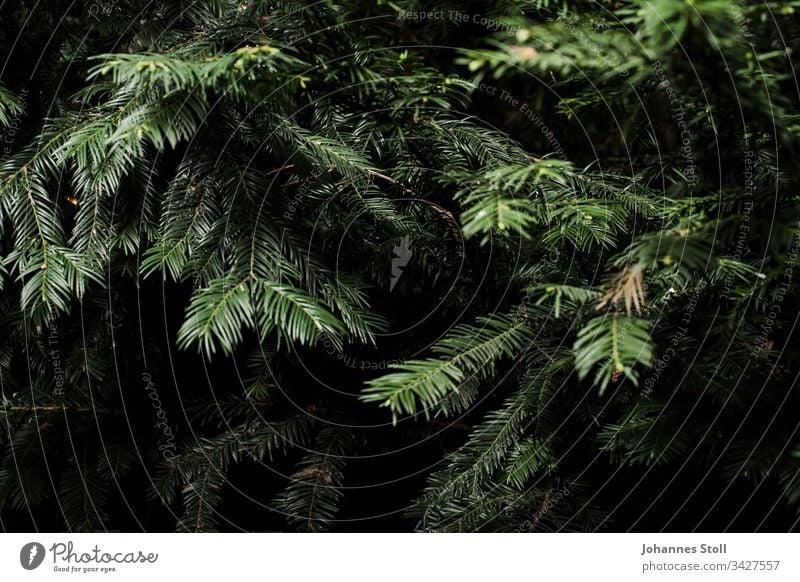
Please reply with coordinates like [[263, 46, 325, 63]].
[[1, 0, 799, 532]]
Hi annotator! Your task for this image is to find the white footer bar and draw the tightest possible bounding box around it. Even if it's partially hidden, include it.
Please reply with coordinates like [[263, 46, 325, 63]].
[[1, 533, 797, 580]]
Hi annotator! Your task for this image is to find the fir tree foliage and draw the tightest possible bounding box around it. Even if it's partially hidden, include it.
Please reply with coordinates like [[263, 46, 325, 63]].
[[0, 0, 798, 532]]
